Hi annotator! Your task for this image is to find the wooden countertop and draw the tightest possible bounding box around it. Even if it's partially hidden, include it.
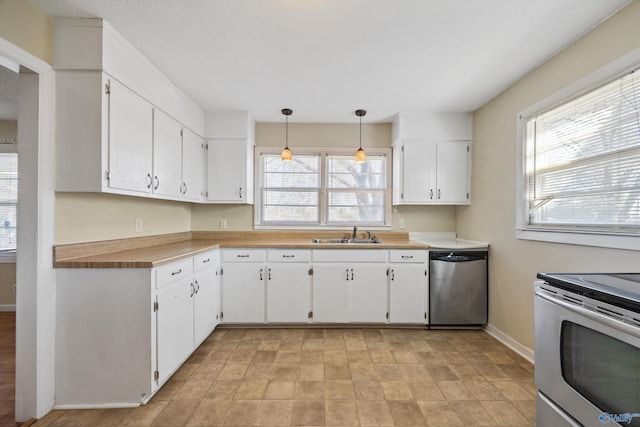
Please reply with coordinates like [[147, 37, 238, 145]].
[[54, 231, 429, 268]]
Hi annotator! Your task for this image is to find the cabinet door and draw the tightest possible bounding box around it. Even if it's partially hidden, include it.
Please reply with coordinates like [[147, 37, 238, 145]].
[[312, 265, 350, 323], [436, 141, 470, 204], [182, 128, 205, 201], [266, 264, 312, 323], [221, 263, 265, 323], [207, 139, 249, 203], [156, 276, 194, 385], [152, 109, 183, 197], [401, 141, 437, 203], [389, 265, 427, 323], [107, 78, 153, 193], [193, 264, 218, 345], [349, 265, 388, 323]]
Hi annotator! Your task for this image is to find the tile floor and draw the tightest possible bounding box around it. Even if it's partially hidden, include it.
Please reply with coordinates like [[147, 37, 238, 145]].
[[33, 328, 536, 426]]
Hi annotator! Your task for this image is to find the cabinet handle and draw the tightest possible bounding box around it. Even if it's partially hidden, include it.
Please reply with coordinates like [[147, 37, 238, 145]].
[[202, 258, 211, 263], [239, 187, 243, 198], [237, 254, 250, 258], [190, 282, 195, 297], [146, 173, 153, 189], [259, 268, 263, 280], [268, 268, 271, 280], [438, 189, 441, 199], [401, 255, 414, 259], [282, 254, 295, 258], [351, 268, 354, 281], [430, 189, 433, 200], [154, 176, 160, 190], [182, 182, 187, 195], [194, 280, 200, 294], [391, 269, 395, 281], [346, 268, 350, 281], [171, 269, 182, 276]]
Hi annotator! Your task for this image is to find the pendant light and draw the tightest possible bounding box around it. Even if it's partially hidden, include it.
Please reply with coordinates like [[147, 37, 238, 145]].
[[355, 109, 367, 163], [281, 108, 293, 162]]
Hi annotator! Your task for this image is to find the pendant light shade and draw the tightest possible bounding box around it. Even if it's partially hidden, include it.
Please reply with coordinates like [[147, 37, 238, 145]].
[[281, 108, 293, 162], [355, 109, 367, 163]]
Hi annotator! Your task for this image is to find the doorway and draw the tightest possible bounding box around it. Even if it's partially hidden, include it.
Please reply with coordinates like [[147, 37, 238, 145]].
[[0, 38, 56, 423]]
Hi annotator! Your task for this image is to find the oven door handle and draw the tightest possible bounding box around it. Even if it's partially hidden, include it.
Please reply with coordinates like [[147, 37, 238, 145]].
[[536, 291, 640, 339]]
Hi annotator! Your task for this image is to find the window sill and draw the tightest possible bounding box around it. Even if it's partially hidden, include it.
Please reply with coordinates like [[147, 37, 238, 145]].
[[0, 251, 16, 263], [516, 229, 640, 251]]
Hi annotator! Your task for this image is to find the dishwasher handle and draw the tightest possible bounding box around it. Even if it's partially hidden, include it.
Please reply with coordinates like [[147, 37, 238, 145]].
[[430, 251, 487, 262]]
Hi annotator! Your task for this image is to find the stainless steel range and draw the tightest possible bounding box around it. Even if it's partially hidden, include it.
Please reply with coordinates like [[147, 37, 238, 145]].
[[535, 273, 640, 427]]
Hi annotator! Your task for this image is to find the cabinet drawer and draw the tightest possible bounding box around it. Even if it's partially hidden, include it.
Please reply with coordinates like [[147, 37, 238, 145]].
[[389, 250, 427, 263], [312, 249, 388, 263], [267, 250, 311, 263], [194, 251, 217, 272], [156, 259, 193, 290], [222, 249, 266, 263]]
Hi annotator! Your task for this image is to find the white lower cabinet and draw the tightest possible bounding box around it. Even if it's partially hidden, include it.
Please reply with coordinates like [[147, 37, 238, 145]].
[[266, 250, 312, 323], [221, 249, 266, 323], [55, 250, 220, 407], [388, 250, 428, 324], [156, 275, 194, 385], [193, 251, 221, 345], [312, 250, 389, 323]]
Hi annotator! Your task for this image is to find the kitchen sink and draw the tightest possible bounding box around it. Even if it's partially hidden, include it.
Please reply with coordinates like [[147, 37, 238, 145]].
[[309, 237, 382, 244]]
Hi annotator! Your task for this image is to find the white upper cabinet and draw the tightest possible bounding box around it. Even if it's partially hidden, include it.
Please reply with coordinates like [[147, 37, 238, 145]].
[[53, 18, 205, 201], [106, 77, 154, 193], [181, 127, 206, 201], [392, 113, 472, 205], [205, 112, 255, 204], [152, 108, 183, 198]]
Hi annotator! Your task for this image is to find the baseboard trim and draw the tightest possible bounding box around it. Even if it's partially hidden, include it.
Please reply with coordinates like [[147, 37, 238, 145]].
[[53, 402, 140, 410], [0, 304, 16, 312], [483, 323, 534, 365]]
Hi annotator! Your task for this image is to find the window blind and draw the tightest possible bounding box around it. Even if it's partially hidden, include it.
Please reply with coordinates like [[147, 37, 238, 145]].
[[0, 153, 18, 250], [326, 154, 386, 224], [525, 67, 640, 232], [260, 154, 321, 224]]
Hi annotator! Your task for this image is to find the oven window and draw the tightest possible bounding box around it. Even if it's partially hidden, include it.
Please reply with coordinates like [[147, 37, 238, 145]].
[[561, 321, 640, 426]]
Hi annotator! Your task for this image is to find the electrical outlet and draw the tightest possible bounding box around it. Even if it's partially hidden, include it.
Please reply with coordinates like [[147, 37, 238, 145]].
[[135, 219, 143, 233], [220, 219, 228, 229], [399, 219, 405, 229]]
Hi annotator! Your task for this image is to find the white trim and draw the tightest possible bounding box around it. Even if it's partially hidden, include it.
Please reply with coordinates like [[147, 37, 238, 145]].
[[0, 252, 16, 263], [0, 304, 16, 312], [515, 47, 640, 250], [483, 323, 535, 365], [0, 36, 57, 422], [53, 402, 141, 410]]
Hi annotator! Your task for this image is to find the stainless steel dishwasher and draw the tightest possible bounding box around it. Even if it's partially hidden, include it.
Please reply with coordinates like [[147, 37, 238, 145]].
[[429, 251, 488, 326]]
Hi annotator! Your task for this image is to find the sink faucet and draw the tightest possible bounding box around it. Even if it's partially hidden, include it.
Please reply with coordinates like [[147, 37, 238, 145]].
[[352, 226, 358, 239]]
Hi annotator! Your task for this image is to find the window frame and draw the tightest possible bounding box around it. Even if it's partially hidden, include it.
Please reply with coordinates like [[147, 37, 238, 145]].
[[516, 47, 640, 251], [0, 143, 17, 262], [254, 147, 392, 229]]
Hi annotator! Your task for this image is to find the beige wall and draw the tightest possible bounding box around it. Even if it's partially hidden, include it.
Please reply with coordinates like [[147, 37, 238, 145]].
[[0, 120, 18, 141], [191, 122, 457, 232], [55, 193, 192, 244], [0, 0, 52, 64], [456, 0, 640, 349], [0, 264, 16, 305]]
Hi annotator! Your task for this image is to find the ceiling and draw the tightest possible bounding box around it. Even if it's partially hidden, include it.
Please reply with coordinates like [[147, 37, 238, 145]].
[[29, 0, 630, 123]]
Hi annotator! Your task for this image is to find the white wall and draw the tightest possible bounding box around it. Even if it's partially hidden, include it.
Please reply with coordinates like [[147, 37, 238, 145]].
[[456, 0, 640, 349]]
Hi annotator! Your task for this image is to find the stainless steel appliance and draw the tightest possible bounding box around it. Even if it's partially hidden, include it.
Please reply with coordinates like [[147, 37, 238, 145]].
[[535, 273, 640, 427], [429, 251, 488, 325]]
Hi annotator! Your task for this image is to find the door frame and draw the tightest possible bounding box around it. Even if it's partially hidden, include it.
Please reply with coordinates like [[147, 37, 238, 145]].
[[0, 38, 56, 422]]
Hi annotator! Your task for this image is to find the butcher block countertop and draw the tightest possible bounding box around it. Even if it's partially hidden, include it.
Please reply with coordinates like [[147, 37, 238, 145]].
[[53, 231, 429, 268]]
